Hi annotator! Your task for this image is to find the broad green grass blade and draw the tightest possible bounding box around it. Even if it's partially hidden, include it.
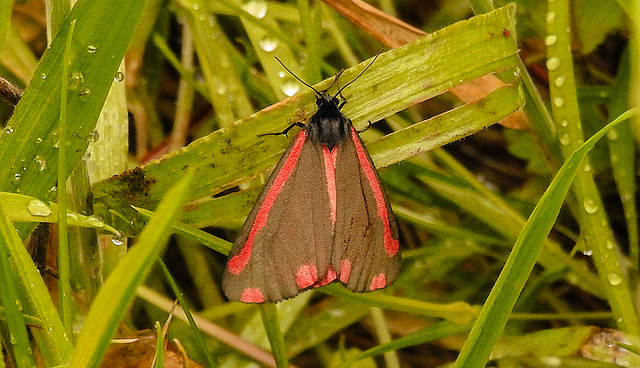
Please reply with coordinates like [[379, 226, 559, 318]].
[[0, 0, 145, 212], [93, 5, 521, 233], [453, 109, 636, 368], [69, 170, 195, 368]]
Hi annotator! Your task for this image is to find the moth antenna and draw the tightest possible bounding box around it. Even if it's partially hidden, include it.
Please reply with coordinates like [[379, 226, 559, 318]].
[[275, 57, 322, 98], [334, 51, 382, 97]]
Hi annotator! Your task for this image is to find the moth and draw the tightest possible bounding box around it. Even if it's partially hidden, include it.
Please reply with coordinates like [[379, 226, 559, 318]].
[[223, 56, 401, 303]]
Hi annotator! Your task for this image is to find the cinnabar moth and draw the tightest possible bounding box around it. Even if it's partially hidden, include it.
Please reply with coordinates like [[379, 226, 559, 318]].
[[222, 56, 401, 303]]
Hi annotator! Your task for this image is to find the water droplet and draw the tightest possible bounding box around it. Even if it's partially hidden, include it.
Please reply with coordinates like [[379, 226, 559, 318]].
[[278, 71, 286, 78], [48, 186, 58, 198], [66, 213, 78, 221], [215, 84, 227, 95], [85, 215, 105, 228], [582, 249, 592, 256], [583, 199, 598, 214], [78, 88, 92, 98], [259, 36, 278, 52], [87, 45, 97, 53], [69, 72, 84, 89], [281, 79, 300, 96], [82, 151, 91, 160], [560, 120, 568, 127], [27, 199, 52, 217], [87, 130, 100, 142], [36, 137, 43, 143], [9, 334, 16, 344], [582, 163, 592, 173], [13, 173, 22, 183], [553, 97, 564, 107], [554, 76, 565, 87], [34, 155, 47, 171], [607, 128, 619, 141], [608, 273, 622, 286], [328, 309, 346, 318], [559, 134, 570, 145], [606, 241, 614, 250], [114, 72, 125, 82], [243, 0, 267, 19], [546, 11, 556, 24], [112, 232, 126, 245], [41, 73, 47, 80], [4, 126, 14, 134], [545, 35, 557, 46], [192, 3, 199, 10], [15, 299, 23, 311], [546, 57, 560, 71]]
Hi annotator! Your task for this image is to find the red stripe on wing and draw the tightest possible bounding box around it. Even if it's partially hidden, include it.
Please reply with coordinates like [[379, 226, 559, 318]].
[[322, 146, 338, 225], [227, 131, 308, 274], [349, 127, 399, 256]]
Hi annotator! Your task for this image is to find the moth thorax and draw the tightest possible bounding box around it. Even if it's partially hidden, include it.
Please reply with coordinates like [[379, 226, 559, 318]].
[[308, 96, 350, 149]]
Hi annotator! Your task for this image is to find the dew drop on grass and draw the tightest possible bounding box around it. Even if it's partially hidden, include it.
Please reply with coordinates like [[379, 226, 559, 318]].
[[259, 36, 278, 52], [608, 273, 622, 286], [34, 155, 47, 171], [243, 0, 267, 19], [27, 199, 52, 217], [112, 231, 126, 245], [583, 198, 598, 214], [114, 72, 125, 82], [546, 57, 560, 71], [281, 79, 300, 96], [545, 35, 557, 46]]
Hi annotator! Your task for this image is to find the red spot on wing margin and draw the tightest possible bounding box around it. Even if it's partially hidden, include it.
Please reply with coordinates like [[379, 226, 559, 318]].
[[369, 274, 387, 290], [296, 263, 318, 288], [315, 266, 337, 287], [240, 288, 264, 303], [228, 131, 308, 274], [349, 128, 399, 256]]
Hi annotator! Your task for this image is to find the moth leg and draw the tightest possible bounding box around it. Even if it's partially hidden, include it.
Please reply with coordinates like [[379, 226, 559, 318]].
[[259, 122, 306, 137]]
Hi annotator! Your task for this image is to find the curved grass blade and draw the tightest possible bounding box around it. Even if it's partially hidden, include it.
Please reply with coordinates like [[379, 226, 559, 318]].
[[453, 108, 637, 368], [69, 170, 195, 368]]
